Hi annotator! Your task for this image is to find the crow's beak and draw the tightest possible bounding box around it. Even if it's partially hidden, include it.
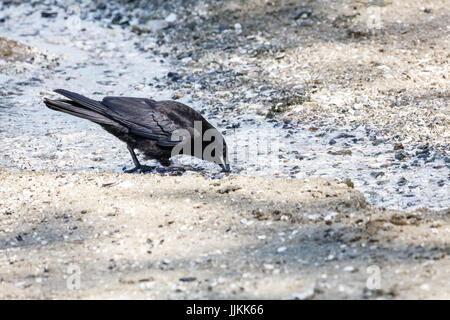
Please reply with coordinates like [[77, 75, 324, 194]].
[[220, 163, 231, 172]]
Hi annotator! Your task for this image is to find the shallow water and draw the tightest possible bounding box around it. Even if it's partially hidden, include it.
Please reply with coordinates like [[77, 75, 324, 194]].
[[0, 2, 448, 211]]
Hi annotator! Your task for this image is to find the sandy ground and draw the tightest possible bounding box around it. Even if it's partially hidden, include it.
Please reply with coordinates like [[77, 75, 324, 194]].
[[0, 0, 449, 299], [0, 170, 448, 299]]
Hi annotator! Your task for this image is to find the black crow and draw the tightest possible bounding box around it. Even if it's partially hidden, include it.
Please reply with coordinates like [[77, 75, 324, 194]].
[[44, 89, 230, 173]]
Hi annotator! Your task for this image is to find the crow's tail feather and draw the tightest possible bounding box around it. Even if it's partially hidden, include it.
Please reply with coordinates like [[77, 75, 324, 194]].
[[44, 98, 126, 130], [53, 89, 110, 116]]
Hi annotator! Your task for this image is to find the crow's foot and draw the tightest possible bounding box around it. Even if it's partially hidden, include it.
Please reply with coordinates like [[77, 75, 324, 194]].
[[123, 166, 139, 173], [155, 165, 186, 176], [123, 165, 156, 174], [124, 164, 203, 175]]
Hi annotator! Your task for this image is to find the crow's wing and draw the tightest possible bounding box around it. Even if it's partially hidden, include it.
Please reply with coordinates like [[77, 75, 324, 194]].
[[53, 90, 188, 146], [101, 96, 183, 146]]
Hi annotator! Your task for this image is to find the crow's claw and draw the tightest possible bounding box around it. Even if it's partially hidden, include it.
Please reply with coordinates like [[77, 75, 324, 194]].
[[123, 166, 139, 173]]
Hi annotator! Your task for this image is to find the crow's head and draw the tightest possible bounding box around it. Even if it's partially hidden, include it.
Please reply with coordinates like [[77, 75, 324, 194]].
[[201, 128, 230, 172], [170, 121, 231, 172]]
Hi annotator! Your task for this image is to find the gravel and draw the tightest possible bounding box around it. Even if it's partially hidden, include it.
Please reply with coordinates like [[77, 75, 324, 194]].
[[1, 0, 448, 210]]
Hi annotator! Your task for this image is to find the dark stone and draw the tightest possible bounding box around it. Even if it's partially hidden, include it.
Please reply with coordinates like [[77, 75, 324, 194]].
[[397, 177, 408, 186], [177, 51, 193, 60], [370, 171, 385, 178], [371, 139, 384, 146], [328, 149, 352, 156], [416, 149, 430, 159], [393, 143, 404, 150], [179, 277, 197, 282], [167, 72, 181, 81], [41, 11, 58, 18], [97, 3, 107, 10], [185, 21, 197, 31], [395, 151, 407, 161], [111, 13, 122, 25], [294, 10, 312, 20], [334, 133, 355, 139]]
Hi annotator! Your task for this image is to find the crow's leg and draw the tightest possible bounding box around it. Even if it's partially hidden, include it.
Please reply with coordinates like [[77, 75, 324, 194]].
[[128, 145, 141, 167], [124, 146, 155, 173]]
